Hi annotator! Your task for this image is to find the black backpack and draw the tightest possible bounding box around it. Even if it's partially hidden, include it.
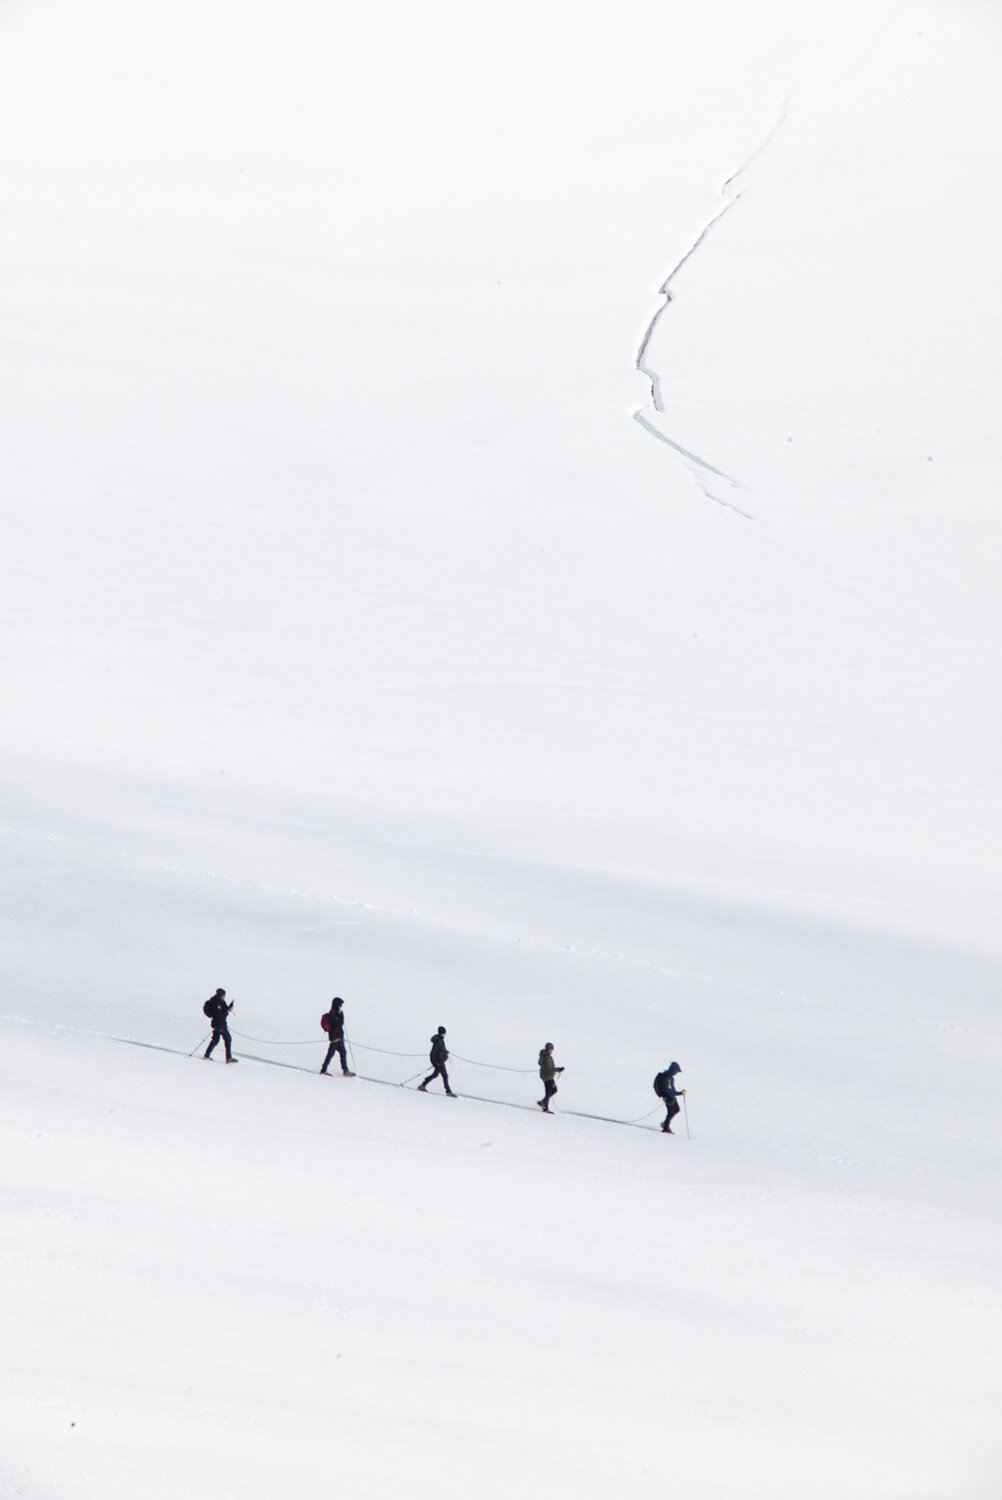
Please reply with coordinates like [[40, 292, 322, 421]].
[[653, 1071, 667, 1098], [203, 999, 215, 1019]]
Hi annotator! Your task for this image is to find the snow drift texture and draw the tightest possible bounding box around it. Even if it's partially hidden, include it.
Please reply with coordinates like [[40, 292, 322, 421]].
[[0, 2, 999, 1497]]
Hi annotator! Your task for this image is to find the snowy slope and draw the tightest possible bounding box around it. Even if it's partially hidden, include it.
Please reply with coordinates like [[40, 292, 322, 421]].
[[2, 0, 999, 949], [1, 1018, 999, 1500], [1, 0, 1000, 1495]]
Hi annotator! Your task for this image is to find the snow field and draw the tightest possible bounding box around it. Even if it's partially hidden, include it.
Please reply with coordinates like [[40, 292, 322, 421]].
[[1, 0, 1000, 1494], [1, 1014, 997, 1500]]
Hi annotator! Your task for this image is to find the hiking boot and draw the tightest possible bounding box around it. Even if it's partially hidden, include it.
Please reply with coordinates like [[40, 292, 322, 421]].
[[446, 1090, 457, 1098], [226, 1057, 239, 1065], [417, 1083, 427, 1091]]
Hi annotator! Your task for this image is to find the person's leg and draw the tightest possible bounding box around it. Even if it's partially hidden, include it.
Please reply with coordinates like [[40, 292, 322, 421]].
[[662, 1098, 680, 1133], [335, 1040, 352, 1074], [204, 1028, 220, 1059], [544, 1079, 557, 1111], [441, 1066, 455, 1097], [418, 1067, 437, 1090], [321, 1040, 337, 1074], [220, 1024, 234, 1062]]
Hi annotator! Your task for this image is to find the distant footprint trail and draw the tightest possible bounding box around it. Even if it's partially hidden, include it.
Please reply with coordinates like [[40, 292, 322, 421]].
[[634, 98, 792, 516]]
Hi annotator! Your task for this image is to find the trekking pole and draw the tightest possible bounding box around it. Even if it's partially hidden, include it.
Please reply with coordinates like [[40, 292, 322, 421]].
[[188, 1033, 210, 1057], [682, 1093, 691, 1141]]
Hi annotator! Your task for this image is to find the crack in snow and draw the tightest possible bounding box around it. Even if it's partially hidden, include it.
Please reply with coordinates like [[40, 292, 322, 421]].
[[634, 99, 792, 516]]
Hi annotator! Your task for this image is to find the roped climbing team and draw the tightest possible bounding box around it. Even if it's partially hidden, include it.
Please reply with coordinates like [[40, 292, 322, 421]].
[[200, 989, 686, 1133]]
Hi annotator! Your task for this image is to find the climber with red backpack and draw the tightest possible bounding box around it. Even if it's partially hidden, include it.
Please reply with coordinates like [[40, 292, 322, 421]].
[[320, 997, 355, 1076]]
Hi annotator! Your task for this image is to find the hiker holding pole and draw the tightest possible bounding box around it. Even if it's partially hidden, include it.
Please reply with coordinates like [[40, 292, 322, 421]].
[[417, 1027, 456, 1097], [653, 1061, 685, 1134], [202, 989, 237, 1064], [537, 1042, 564, 1113]]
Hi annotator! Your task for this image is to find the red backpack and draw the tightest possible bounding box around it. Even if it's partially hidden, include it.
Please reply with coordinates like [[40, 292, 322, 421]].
[[320, 1013, 330, 1033]]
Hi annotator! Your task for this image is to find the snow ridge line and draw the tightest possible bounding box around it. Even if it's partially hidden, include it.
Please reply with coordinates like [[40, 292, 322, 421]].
[[634, 96, 793, 513], [635, 200, 739, 418]]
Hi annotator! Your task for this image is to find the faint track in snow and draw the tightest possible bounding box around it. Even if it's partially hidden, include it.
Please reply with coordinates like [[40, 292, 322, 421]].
[[635, 1, 905, 513], [634, 99, 793, 516], [632, 411, 757, 520], [115, 1039, 664, 1131]]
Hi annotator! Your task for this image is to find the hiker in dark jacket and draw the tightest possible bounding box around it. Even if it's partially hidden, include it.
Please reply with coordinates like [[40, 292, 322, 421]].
[[417, 1027, 455, 1096], [203, 989, 237, 1063], [655, 1061, 685, 1133], [320, 997, 355, 1076], [537, 1042, 564, 1113]]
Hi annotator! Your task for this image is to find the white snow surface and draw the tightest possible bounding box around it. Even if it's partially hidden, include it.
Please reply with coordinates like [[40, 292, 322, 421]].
[[1, 1, 1000, 1496]]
